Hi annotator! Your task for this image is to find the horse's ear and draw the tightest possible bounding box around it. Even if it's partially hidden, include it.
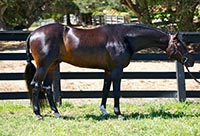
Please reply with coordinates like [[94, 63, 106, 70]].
[[173, 32, 179, 39]]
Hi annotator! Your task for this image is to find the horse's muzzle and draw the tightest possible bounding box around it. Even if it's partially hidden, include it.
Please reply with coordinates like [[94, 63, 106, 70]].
[[183, 55, 194, 67]]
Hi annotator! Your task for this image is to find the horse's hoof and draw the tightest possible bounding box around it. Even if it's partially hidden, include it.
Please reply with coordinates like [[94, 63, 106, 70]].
[[35, 115, 43, 120], [118, 115, 125, 120], [54, 112, 62, 118]]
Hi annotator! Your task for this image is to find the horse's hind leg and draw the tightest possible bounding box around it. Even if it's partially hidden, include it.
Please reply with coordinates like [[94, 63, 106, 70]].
[[43, 64, 61, 118], [31, 81, 42, 119], [31, 67, 48, 119]]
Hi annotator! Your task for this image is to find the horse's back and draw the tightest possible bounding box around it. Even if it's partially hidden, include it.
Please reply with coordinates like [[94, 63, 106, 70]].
[[30, 23, 64, 40]]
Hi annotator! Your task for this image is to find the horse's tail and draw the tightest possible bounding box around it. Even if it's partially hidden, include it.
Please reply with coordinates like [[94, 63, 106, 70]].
[[24, 34, 47, 107]]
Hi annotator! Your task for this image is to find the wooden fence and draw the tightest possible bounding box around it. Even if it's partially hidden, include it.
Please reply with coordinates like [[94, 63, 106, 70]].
[[0, 31, 200, 103], [92, 15, 131, 25]]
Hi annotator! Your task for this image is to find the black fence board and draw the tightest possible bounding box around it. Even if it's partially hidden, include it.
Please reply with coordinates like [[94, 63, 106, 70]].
[[186, 91, 200, 98], [0, 73, 24, 80], [1, 53, 199, 61], [1, 91, 200, 100], [61, 91, 178, 98], [0, 31, 30, 41], [0, 72, 199, 80], [0, 31, 199, 43], [0, 53, 31, 60], [182, 32, 200, 43], [0, 92, 28, 99], [60, 72, 177, 79]]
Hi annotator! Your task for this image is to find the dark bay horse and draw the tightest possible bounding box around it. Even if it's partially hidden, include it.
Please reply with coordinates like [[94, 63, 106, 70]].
[[24, 23, 194, 119]]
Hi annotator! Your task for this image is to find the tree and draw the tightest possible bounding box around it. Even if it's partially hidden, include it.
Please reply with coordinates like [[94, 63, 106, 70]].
[[0, 0, 79, 30], [42, 0, 79, 25], [1, 0, 52, 30], [120, 0, 200, 31], [0, 1, 7, 30], [73, 0, 128, 14], [120, 0, 151, 25]]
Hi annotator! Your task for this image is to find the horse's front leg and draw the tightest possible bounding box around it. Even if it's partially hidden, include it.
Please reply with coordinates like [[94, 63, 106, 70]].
[[112, 66, 125, 120], [100, 71, 111, 117], [113, 79, 124, 120]]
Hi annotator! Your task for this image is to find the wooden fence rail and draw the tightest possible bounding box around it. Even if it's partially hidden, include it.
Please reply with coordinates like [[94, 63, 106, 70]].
[[0, 31, 200, 103]]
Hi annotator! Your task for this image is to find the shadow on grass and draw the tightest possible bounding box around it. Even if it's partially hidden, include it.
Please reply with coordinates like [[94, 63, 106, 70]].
[[84, 109, 200, 121], [126, 111, 185, 120], [84, 114, 118, 121], [58, 101, 200, 121], [43, 114, 75, 120]]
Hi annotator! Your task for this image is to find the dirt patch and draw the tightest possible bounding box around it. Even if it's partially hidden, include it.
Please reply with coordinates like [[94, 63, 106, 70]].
[[0, 41, 25, 51]]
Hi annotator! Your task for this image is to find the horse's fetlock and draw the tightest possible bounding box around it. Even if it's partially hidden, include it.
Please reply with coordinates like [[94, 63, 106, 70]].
[[43, 86, 51, 91], [43, 85, 51, 90], [114, 107, 121, 115], [100, 105, 108, 116], [43, 85, 52, 94]]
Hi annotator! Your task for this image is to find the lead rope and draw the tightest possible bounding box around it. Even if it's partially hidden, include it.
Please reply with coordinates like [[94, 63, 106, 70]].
[[185, 65, 200, 85]]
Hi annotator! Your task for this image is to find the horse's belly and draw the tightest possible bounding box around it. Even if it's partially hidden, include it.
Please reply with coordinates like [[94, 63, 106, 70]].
[[67, 59, 107, 69], [63, 53, 108, 69], [61, 48, 131, 70]]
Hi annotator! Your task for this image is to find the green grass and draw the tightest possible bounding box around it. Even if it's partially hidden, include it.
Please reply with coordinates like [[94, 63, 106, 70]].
[[1, 100, 200, 136]]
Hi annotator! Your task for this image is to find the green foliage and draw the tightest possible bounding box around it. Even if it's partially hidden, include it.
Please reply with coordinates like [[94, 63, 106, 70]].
[[121, 0, 199, 31], [1, 0, 79, 29], [194, 8, 200, 19], [42, 0, 79, 20], [73, 0, 128, 13], [1, 100, 200, 136], [1, 0, 62, 29], [1, 0, 199, 30]]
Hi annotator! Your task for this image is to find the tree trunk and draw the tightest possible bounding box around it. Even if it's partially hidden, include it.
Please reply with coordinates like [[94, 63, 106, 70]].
[[175, 1, 199, 31], [0, 4, 7, 30], [66, 14, 72, 26], [120, 0, 152, 25]]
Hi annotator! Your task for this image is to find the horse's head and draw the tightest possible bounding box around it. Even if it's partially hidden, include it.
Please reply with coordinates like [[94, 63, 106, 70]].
[[166, 33, 194, 67]]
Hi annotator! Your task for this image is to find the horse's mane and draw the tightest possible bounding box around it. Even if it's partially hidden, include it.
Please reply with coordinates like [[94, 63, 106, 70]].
[[102, 24, 168, 36]]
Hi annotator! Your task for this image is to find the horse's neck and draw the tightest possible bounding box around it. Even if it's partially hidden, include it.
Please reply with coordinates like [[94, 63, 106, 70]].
[[124, 26, 170, 52]]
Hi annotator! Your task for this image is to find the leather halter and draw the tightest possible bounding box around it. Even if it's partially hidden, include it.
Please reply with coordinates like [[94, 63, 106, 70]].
[[177, 46, 200, 85], [169, 37, 200, 85], [168, 38, 188, 64], [175, 45, 200, 85]]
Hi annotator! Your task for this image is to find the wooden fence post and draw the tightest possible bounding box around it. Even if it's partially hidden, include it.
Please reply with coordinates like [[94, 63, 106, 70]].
[[53, 64, 62, 105], [176, 61, 186, 102]]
